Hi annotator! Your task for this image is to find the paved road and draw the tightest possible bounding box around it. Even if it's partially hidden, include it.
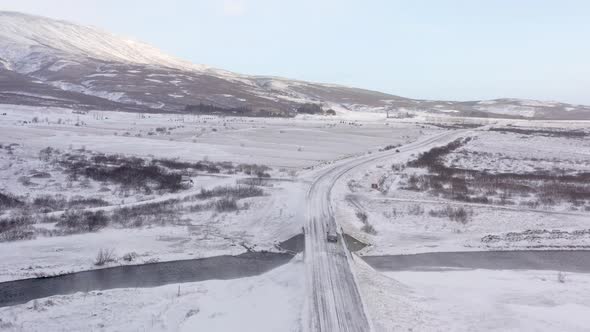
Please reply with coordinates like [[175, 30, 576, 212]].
[[304, 130, 466, 331]]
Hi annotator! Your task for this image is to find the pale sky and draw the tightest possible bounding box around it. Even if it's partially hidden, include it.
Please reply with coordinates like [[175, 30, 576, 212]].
[[1, 0, 589, 104]]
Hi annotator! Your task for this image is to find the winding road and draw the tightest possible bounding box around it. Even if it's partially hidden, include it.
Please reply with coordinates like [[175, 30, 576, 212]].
[[304, 130, 466, 331]]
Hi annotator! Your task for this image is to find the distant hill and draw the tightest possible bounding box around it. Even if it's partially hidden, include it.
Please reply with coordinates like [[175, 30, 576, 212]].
[[1, 11, 589, 119]]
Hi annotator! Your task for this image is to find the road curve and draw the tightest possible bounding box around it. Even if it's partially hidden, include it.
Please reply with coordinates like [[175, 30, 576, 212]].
[[304, 130, 466, 332]]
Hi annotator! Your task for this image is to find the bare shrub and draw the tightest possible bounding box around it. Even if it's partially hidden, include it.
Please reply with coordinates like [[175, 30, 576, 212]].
[[408, 138, 471, 171], [356, 211, 368, 223], [215, 198, 238, 212], [111, 200, 179, 227], [39, 147, 56, 161], [0, 226, 36, 242], [490, 127, 587, 138], [32, 195, 109, 212], [33, 195, 67, 211], [404, 137, 590, 208], [60, 153, 184, 192], [185, 308, 200, 318], [361, 223, 377, 235], [94, 248, 116, 266], [237, 178, 273, 187], [188, 202, 214, 212], [380, 144, 400, 152], [56, 210, 109, 233], [122, 252, 138, 262], [355, 210, 377, 234], [407, 204, 424, 215], [0, 192, 24, 210], [237, 163, 271, 176], [429, 206, 473, 224], [0, 211, 35, 241], [196, 185, 264, 200], [67, 197, 109, 209]]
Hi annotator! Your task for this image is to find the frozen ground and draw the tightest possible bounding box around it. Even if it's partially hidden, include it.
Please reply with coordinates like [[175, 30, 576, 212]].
[[0, 177, 305, 282], [383, 269, 590, 332], [0, 105, 427, 281], [354, 256, 442, 332], [0, 104, 431, 282], [443, 130, 590, 174], [0, 105, 430, 169], [2, 103, 590, 330], [0, 258, 304, 332], [346, 196, 590, 255], [331, 124, 590, 256]]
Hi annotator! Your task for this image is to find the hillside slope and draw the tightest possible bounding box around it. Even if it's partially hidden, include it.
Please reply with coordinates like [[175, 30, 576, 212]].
[[1, 11, 589, 119]]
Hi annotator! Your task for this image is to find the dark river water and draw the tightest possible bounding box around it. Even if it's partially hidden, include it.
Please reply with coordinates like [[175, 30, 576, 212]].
[[2, 232, 589, 309], [0, 252, 293, 308], [362, 250, 590, 272]]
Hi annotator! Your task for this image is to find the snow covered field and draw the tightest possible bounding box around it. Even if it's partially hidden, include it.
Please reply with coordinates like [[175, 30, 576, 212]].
[[383, 269, 590, 332], [330, 124, 590, 256], [0, 105, 429, 168], [0, 104, 431, 281], [0, 172, 305, 281], [2, 103, 590, 331], [0, 258, 304, 332], [443, 130, 590, 174]]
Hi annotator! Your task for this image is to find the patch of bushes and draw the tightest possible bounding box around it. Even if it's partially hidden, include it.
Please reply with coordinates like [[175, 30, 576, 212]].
[[0, 212, 35, 242], [94, 248, 116, 266], [407, 138, 471, 172], [429, 206, 473, 224], [361, 223, 377, 235], [32, 195, 109, 212], [196, 185, 264, 200], [60, 154, 184, 192], [155, 159, 220, 173], [184, 103, 255, 116], [33, 195, 67, 211], [122, 252, 138, 262], [215, 198, 238, 212], [356, 211, 368, 223], [56, 210, 109, 233], [380, 144, 400, 152], [489, 127, 587, 138], [404, 138, 590, 207], [296, 103, 323, 114], [67, 197, 109, 209], [237, 178, 274, 187], [0, 192, 24, 210], [0, 227, 36, 242], [111, 200, 180, 227], [407, 204, 425, 215], [188, 202, 214, 212], [236, 163, 271, 177], [355, 211, 377, 235]]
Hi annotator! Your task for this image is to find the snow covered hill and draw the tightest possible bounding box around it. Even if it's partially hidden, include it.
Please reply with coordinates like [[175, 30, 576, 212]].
[[1, 11, 589, 119], [0, 11, 209, 73]]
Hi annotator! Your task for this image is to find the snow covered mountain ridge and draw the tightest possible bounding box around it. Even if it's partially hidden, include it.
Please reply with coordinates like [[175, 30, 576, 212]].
[[1, 11, 589, 119], [0, 11, 212, 73]]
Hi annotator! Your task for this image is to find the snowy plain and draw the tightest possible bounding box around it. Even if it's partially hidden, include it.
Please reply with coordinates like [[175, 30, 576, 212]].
[[384, 269, 590, 332], [2, 104, 590, 331]]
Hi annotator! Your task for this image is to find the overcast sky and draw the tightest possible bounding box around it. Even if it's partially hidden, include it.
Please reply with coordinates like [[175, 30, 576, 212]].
[[1, 0, 589, 104]]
